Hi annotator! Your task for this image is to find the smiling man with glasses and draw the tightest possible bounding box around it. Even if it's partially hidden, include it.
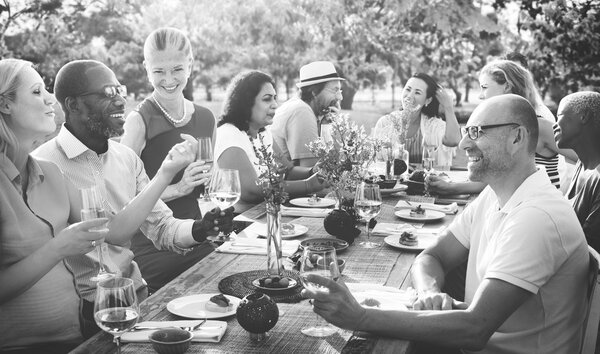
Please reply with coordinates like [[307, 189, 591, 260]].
[[303, 94, 588, 353]]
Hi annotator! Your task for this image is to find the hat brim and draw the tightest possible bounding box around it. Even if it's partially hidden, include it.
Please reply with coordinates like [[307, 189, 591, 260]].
[[296, 77, 345, 89]]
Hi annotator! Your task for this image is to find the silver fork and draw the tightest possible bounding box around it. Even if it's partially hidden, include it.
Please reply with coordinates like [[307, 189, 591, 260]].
[[183, 319, 207, 332]]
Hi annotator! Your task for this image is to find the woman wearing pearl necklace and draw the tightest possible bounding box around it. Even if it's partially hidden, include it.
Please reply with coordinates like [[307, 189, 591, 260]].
[[121, 27, 216, 293]]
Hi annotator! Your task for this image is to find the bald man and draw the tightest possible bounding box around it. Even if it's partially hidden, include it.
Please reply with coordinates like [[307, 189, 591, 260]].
[[303, 95, 588, 353], [555, 91, 600, 251]]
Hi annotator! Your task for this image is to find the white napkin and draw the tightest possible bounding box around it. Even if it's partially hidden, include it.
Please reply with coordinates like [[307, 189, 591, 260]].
[[371, 223, 444, 237], [281, 206, 331, 218], [346, 283, 417, 309], [215, 238, 300, 256], [395, 200, 458, 214], [120, 320, 227, 343]]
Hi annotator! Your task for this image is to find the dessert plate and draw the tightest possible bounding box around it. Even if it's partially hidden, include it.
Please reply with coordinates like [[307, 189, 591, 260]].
[[289, 197, 336, 208], [300, 238, 349, 253], [252, 277, 299, 291], [394, 209, 445, 222], [167, 294, 241, 319], [384, 233, 438, 251], [255, 223, 309, 239]]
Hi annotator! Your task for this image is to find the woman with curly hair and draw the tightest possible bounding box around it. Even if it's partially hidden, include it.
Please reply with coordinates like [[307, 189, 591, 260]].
[[214, 71, 324, 210]]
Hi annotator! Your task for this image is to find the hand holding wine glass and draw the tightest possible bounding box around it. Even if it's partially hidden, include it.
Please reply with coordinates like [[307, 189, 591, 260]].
[[207, 168, 241, 242], [94, 277, 139, 354], [299, 246, 340, 337], [197, 136, 214, 200], [80, 186, 115, 282], [355, 182, 382, 248]]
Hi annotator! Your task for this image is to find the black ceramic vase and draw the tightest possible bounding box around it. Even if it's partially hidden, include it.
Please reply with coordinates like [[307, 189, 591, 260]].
[[236, 292, 279, 341], [323, 208, 361, 244]]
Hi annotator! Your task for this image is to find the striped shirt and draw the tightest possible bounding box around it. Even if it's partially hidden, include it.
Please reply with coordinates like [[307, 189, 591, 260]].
[[33, 126, 194, 302], [535, 153, 560, 189]]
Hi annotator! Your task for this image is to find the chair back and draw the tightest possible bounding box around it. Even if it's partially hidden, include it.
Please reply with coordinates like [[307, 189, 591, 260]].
[[581, 246, 600, 354]]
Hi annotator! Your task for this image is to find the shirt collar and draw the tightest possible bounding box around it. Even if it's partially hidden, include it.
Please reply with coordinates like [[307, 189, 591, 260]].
[[499, 168, 550, 213], [56, 124, 93, 159], [0, 154, 45, 186]]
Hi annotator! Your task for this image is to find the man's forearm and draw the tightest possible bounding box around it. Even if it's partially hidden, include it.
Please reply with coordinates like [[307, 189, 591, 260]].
[[411, 253, 447, 294]]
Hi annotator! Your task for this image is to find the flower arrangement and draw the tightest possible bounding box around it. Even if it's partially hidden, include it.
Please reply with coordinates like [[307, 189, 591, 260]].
[[250, 132, 288, 206], [308, 112, 383, 206]]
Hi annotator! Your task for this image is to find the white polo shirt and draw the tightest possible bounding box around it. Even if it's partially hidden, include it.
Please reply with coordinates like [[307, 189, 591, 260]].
[[449, 169, 588, 354]]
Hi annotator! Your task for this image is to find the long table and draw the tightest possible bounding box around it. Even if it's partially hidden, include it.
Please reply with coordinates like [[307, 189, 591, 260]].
[[71, 194, 463, 354]]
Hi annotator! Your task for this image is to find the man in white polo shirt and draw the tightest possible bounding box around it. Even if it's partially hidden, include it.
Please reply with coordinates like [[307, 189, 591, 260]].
[[302, 94, 589, 353], [270, 61, 344, 167]]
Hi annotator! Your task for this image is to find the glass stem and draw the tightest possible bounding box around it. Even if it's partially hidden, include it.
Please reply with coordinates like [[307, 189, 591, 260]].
[[366, 218, 371, 242], [114, 335, 122, 354], [96, 243, 108, 274]]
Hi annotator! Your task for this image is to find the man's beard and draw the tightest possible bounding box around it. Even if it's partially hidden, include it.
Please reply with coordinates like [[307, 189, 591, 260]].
[[86, 112, 122, 139]]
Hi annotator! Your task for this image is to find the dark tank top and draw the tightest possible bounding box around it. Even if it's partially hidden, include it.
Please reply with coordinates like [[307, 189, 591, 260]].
[[136, 98, 215, 219]]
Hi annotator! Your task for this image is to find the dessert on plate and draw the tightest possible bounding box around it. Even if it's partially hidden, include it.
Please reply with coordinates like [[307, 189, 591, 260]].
[[281, 223, 296, 236], [399, 231, 418, 247], [409, 205, 426, 217], [205, 293, 233, 313]]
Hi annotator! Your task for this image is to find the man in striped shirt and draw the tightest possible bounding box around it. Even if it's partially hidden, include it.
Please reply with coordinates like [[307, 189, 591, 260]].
[[34, 60, 234, 338]]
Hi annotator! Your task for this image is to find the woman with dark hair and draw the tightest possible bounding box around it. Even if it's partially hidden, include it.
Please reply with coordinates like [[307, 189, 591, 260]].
[[215, 71, 324, 209], [373, 73, 461, 167]]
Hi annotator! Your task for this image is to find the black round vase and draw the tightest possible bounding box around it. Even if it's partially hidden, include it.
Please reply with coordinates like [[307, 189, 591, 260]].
[[323, 209, 361, 244], [236, 292, 279, 341]]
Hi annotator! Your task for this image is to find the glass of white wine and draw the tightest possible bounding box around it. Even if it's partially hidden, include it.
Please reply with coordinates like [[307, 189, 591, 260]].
[[197, 136, 214, 201], [80, 186, 115, 281], [94, 277, 139, 354], [355, 182, 382, 248], [207, 168, 241, 242], [299, 245, 340, 337]]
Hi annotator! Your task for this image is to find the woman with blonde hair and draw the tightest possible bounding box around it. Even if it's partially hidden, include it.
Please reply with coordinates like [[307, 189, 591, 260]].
[[121, 27, 216, 292]]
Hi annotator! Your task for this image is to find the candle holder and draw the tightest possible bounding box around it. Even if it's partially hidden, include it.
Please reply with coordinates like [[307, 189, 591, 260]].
[[236, 292, 279, 341]]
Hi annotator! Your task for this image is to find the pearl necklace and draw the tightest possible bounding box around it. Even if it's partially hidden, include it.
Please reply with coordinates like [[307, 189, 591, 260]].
[[152, 96, 187, 125]]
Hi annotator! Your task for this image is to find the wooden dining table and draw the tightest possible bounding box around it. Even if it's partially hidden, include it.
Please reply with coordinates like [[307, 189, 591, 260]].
[[70, 191, 467, 354]]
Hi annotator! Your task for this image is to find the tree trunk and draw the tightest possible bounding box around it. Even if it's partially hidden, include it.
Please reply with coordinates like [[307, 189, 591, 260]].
[[204, 85, 212, 102], [464, 78, 470, 103], [340, 82, 356, 110]]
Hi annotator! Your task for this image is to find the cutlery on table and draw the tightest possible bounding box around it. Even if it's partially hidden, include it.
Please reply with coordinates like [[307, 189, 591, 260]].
[[132, 319, 207, 332]]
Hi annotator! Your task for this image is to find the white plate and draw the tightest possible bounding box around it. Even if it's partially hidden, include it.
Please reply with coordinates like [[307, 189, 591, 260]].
[[256, 223, 308, 239], [251, 277, 299, 291], [380, 184, 408, 196], [290, 197, 336, 208], [394, 209, 445, 222], [384, 233, 438, 251], [166, 294, 240, 319]]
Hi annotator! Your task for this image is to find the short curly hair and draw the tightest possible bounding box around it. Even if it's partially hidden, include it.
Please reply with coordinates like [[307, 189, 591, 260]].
[[218, 71, 275, 132], [561, 91, 600, 129]]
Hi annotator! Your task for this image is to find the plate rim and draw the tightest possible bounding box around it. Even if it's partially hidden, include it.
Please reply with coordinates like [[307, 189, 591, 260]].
[[166, 293, 241, 319], [256, 223, 308, 239], [251, 277, 299, 291], [289, 197, 336, 208], [383, 233, 437, 251], [300, 237, 349, 252], [394, 209, 445, 221]]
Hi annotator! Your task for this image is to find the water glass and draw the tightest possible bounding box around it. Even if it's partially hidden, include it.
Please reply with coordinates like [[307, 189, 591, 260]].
[[355, 182, 382, 248]]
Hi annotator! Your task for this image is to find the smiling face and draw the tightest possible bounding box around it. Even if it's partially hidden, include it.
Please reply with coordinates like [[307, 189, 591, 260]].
[[144, 50, 192, 99], [478, 73, 509, 100], [401, 77, 432, 111], [249, 82, 277, 130], [5, 66, 56, 140], [313, 80, 343, 113], [78, 65, 126, 138], [555, 100, 581, 150]]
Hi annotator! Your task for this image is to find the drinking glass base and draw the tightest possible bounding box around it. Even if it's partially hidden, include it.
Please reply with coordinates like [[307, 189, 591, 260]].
[[301, 325, 336, 337], [359, 241, 380, 248]]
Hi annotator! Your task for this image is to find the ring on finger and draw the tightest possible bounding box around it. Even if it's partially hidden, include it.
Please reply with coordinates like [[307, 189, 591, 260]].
[[91, 240, 97, 248]]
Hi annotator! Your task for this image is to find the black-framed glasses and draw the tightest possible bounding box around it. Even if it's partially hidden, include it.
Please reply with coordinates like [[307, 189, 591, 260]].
[[78, 85, 127, 99], [461, 123, 521, 140]]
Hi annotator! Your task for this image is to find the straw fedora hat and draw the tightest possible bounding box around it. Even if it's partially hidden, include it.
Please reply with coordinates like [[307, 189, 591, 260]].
[[296, 61, 345, 88]]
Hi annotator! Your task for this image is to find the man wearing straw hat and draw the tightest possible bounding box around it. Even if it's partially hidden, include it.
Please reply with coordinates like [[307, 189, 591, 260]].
[[271, 61, 344, 167]]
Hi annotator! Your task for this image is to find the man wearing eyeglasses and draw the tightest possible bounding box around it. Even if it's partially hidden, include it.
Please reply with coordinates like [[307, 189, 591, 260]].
[[555, 91, 600, 252], [271, 61, 344, 167], [303, 94, 588, 353], [33, 60, 234, 338]]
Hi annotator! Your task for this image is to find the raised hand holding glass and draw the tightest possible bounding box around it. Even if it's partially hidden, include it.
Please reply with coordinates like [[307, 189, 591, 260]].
[[207, 168, 240, 242]]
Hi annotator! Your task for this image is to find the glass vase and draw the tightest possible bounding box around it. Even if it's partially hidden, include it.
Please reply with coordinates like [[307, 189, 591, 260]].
[[266, 203, 283, 276], [393, 142, 409, 180]]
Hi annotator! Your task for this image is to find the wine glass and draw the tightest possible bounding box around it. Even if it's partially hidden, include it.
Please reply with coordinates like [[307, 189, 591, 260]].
[[422, 144, 437, 172], [207, 168, 241, 242], [197, 137, 214, 201], [354, 182, 382, 248], [94, 277, 139, 354], [299, 245, 340, 337], [80, 186, 115, 282]]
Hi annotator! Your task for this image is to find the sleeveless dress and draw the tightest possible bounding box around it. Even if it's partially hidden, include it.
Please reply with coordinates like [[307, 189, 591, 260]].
[[130, 98, 216, 292]]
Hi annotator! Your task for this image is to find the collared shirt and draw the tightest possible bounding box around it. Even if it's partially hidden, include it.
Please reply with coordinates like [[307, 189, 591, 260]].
[[33, 126, 194, 301], [270, 97, 319, 162], [449, 169, 588, 354], [567, 161, 600, 250], [0, 154, 82, 348]]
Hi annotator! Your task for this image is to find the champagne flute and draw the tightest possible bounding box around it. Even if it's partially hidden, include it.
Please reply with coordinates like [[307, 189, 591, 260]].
[[197, 137, 214, 201], [299, 246, 340, 337], [422, 144, 436, 172], [94, 277, 139, 354], [207, 168, 241, 242], [80, 186, 115, 282], [355, 182, 382, 248]]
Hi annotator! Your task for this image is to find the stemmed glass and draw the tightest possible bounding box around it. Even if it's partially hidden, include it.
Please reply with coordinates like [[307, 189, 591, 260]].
[[299, 246, 340, 337], [94, 277, 139, 354], [197, 137, 214, 201], [354, 182, 382, 248], [207, 168, 241, 242], [422, 144, 437, 197], [80, 186, 115, 282]]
